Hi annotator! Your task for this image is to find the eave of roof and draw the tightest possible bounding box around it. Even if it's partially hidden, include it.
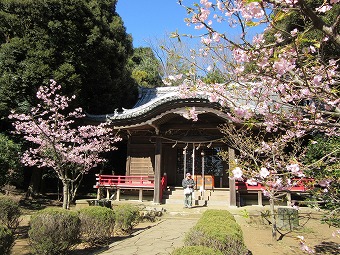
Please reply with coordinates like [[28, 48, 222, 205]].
[[86, 86, 228, 128]]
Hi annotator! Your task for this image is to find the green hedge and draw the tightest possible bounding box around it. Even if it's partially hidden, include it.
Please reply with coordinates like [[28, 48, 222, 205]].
[[79, 206, 115, 246], [0, 196, 21, 230], [172, 245, 224, 255], [185, 209, 248, 255], [113, 204, 140, 234], [28, 208, 80, 255], [0, 225, 14, 255]]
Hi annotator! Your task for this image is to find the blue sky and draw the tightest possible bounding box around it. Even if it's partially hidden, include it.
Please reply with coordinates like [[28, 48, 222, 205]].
[[116, 0, 266, 49], [116, 0, 191, 47]]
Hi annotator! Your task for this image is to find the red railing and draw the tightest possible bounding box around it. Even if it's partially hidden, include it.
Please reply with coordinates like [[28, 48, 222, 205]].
[[95, 175, 155, 188], [236, 178, 314, 192], [95, 174, 168, 199]]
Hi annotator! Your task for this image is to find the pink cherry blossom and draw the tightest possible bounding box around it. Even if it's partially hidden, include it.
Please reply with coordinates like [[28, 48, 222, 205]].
[[232, 167, 243, 179], [176, 0, 340, 243], [290, 28, 298, 37], [259, 167, 270, 178], [246, 178, 258, 186], [200, 0, 212, 8], [212, 32, 220, 42], [272, 58, 296, 76], [9, 80, 118, 209], [286, 163, 305, 177], [313, 75, 322, 85], [316, 5, 332, 13]]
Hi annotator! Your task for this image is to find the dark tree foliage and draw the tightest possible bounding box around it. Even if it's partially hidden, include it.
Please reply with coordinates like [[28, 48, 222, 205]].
[[304, 135, 340, 227], [242, 0, 339, 80], [264, 0, 340, 61], [202, 69, 226, 84], [0, 133, 22, 188], [0, 0, 138, 120], [128, 47, 164, 88]]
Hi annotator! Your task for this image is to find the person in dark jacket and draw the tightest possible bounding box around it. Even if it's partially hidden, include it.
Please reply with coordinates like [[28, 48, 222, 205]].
[[182, 172, 195, 208]]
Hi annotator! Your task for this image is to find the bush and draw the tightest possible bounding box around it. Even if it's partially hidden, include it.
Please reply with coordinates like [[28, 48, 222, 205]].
[[172, 246, 224, 255], [0, 225, 14, 255], [185, 209, 248, 255], [113, 204, 140, 234], [78, 206, 115, 246], [0, 195, 21, 230], [28, 208, 80, 255]]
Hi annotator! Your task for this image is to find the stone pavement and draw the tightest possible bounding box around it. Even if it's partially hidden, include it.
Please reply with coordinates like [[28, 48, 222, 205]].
[[98, 203, 232, 255], [99, 217, 198, 255]]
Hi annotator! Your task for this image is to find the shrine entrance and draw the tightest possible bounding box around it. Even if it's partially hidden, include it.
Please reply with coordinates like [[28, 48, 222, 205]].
[[174, 144, 228, 189]]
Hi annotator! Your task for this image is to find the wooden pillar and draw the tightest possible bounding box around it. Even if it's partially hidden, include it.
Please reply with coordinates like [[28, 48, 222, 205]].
[[106, 189, 110, 199], [258, 191, 263, 206], [97, 188, 101, 200], [116, 188, 120, 201], [139, 188, 143, 202], [153, 137, 162, 204], [228, 147, 237, 206], [126, 136, 131, 175], [286, 192, 292, 206]]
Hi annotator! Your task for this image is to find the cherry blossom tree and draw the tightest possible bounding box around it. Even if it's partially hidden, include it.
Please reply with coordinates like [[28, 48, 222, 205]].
[[219, 124, 310, 240], [173, 0, 339, 134], [168, 0, 339, 245], [9, 80, 120, 209]]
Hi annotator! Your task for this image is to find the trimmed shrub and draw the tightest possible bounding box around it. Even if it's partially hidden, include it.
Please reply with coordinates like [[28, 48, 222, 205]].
[[185, 209, 248, 255], [172, 245, 224, 255], [78, 206, 115, 246], [28, 208, 80, 255], [113, 204, 140, 234], [0, 195, 21, 230], [0, 225, 14, 255]]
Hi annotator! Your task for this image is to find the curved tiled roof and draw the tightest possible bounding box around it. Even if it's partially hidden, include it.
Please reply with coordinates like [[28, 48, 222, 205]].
[[86, 86, 220, 124]]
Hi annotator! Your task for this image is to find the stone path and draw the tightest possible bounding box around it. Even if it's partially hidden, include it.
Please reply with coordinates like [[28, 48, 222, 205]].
[[98, 217, 198, 255], [95, 202, 242, 255]]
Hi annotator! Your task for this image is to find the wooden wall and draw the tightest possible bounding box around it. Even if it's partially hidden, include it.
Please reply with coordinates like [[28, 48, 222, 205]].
[[126, 144, 155, 176]]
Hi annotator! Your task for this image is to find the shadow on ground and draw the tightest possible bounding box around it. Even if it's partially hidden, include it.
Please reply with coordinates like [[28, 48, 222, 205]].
[[72, 224, 157, 255], [314, 241, 340, 254]]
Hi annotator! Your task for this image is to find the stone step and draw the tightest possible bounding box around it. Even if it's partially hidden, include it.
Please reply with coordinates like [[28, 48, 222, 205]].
[[163, 187, 231, 207], [163, 198, 208, 206], [165, 193, 230, 200]]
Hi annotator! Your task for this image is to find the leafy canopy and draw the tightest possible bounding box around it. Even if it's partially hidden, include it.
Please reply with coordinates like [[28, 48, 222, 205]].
[[0, 0, 137, 119]]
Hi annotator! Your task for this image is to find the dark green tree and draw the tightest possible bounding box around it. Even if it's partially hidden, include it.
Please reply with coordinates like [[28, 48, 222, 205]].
[[128, 47, 164, 88], [0, 133, 22, 189], [264, 0, 340, 61], [202, 69, 226, 84], [304, 135, 340, 227], [0, 0, 138, 120]]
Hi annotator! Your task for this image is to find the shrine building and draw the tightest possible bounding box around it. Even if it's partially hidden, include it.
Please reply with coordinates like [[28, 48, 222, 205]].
[[87, 86, 240, 206]]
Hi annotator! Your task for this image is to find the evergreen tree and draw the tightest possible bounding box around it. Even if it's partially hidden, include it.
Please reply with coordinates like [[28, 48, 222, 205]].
[[0, 0, 138, 120], [128, 47, 164, 88]]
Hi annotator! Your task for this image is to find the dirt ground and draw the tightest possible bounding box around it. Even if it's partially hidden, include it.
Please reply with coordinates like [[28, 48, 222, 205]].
[[11, 206, 340, 255], [234, 206, 340, 255]]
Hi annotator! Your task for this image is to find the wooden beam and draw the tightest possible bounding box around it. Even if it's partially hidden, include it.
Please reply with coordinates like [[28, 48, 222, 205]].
[[159, 123, 223, 130], [228, 147, 237, 206], [153, 137, 162, 204]]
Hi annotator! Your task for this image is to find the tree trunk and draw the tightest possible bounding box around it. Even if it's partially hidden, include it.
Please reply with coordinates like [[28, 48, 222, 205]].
[[62, 180, 70, 209], [270, 198, 277, 241]]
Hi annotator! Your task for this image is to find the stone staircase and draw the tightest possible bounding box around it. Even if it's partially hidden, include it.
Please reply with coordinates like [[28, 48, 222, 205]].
[[162, 187, 230, 207]]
